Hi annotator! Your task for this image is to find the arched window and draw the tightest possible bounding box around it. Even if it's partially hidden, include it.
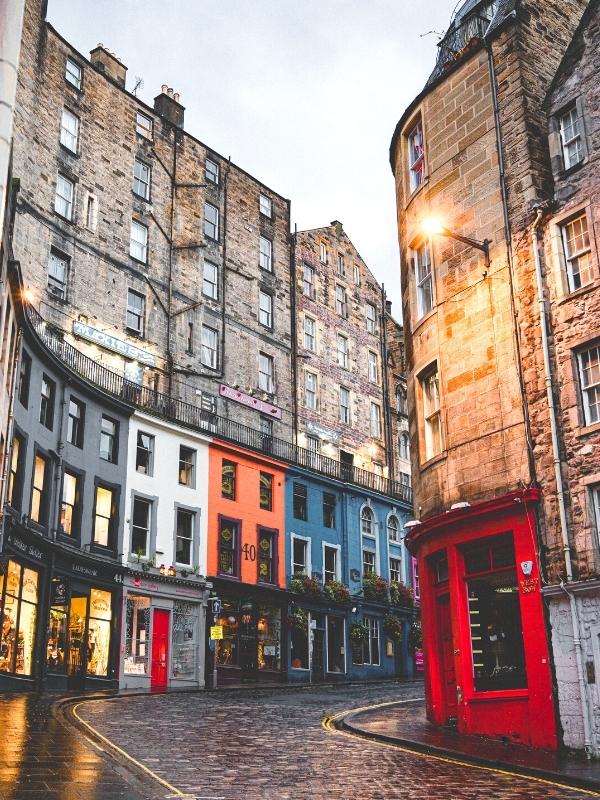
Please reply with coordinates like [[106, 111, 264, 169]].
[[399, 432, 410, 461], [361, 506, 374, 536], [387, 515, 399, 542], [396, 386, 407, 416]]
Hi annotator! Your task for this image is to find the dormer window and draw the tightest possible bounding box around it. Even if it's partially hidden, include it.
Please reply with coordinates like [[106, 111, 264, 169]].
[[408, 120, 425, 192]]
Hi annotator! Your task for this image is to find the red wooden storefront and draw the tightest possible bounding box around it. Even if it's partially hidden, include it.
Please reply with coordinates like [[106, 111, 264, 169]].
[[406, 489, 557, 750]]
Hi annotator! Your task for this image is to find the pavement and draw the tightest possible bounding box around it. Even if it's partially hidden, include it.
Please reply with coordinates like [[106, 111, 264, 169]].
[[0, 682, 599, 799]]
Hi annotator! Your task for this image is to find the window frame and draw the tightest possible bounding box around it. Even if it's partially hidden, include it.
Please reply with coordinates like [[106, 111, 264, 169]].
[[259, 235, 273, 272], [259, 194, 273, 219], [30, 451, 50, 526], [370, 401, 382, 438], [60, 107, 79, 153], [18, 351, 31, 408], [292, 482, 307, 521], [221, 460, 237, 500], [54, 173, 74, 221], [387, 514, 400, 542], [303, 263, 315, 299], [136, 111, 153, 139], [131, 495, 153, 557], [258, 351, 275, 394], [99, 414, 119, 464], [130, 219, 149, 264], [126, 288, 146, 336], [559, 103, 584, 171], [40, 374, 55, 430], [259, 471, 274, 511], [365, 302, 377, 334], [322, 493, 336, 530], [335, 284, 348, 318], [578, 344, 600, 427], [217, 514, 241, 577], [420, 364, 442, 460], [413, 244, 434, 320], [174, 505, 197, 568], [303, 315, 316, 352], [135, 431, 154, 475], [47, 250, 69, 300], [257, 526, 278, 584], [93, 481, 118, 549], [58, 468, 81, 539], [389, 556, 402, 584], [67, 396, 85, 448], [7, 431, 25, 511], [178, 445, 196, 488], [368, 350, 378, 383], [65, 57, 83, 90], [407, 119, 425, 193], [259, 288, 274, 329], [204, 202, 220, 241], [133, 158, 151, 201], [291, 533, 311, 576], [205, 157, 219, 185], [203, 260, 219, 300], [201, 324, 219, 369], [560, 212, 593, 292], [323, 543, 341, 584], [339, 386, 350, 424], [337, 334, 349, 369]]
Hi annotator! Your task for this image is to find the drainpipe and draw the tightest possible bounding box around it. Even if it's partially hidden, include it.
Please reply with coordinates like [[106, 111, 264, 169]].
[[531, 208, 593, 756], [289, 223, 298, 444], [380, 286, 394, 480]]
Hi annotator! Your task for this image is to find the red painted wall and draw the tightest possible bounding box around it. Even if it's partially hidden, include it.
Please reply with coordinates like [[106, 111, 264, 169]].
[[408, 489, 557, 750], [207, 442, 286, 588]]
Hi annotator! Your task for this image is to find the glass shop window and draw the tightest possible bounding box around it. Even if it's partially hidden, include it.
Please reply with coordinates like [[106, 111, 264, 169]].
[[124, 595, 151, 675], [0, 561, 39, 677], [258, 529, 276, 584], [327, 616, 345, 673], [216, 599, 239, 666], [256, 605, 281, 671], [463, 535, 526, 692], [87, 588, 112, 676], [218, 518, 239, 577], [172, 601, 198, 678], [290, 609, 309, 670]]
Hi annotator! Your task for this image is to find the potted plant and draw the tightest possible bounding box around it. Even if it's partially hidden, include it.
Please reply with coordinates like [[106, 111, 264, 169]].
[[290, 573, 322, 597], [323, 579, 350, 603], [383, 614, 403, 642], [362, 573, 389, 602], [389, 581, 414, 608], [350, 620, 369, 645], [409, 620, 423, 651]]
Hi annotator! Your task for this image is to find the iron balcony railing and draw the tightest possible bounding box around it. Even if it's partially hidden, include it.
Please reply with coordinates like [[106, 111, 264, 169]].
[[26, 304, 413, 504], [434, 13, 491, 78]]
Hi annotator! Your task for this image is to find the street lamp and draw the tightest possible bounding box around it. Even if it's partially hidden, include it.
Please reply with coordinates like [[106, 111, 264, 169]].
[[422, 217, 490, 269]]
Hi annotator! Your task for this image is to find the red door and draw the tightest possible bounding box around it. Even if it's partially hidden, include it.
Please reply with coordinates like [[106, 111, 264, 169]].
[[151, 609, 170, 689], [436, 594, 458, 722]]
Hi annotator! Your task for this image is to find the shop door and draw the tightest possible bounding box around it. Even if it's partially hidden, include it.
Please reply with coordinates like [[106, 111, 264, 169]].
[[67, 594, 89, 689], [436, 594, 457, 723], [151, 609, 170, 689], [311, 617, 325, 682]]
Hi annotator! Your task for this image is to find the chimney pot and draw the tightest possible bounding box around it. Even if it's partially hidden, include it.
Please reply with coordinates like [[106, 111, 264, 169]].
[[167, 87, 173, 97], [154, 86, 185, 129], [173, 92, 180, 103], [161, 84, 168, 94], [89, 44, 127, 88]]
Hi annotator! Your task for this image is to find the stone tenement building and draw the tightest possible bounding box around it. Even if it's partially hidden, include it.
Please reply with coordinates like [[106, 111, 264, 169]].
[[293, 222, 399, 477], [385, 309, 410, 484], [391, 0, 590, 751], [12, 0, 293, 439]]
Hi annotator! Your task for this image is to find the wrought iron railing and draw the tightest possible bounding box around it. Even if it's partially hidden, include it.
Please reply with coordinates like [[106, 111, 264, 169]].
[[434, 13, 491, 77], [25, 304, 412, 504]]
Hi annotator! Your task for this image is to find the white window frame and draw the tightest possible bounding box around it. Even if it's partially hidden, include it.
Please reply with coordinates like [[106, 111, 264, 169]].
[[60, 108, 79, 152], [258, 352, 274, 393], [65, 57, 82, 89], [55, 173, 74, 220], [303, 263, 315, 299], [578, 345, 600, 426], [259, 289, 273, 329], [259, 194, 272, 218], [389, 556, 402, 584], [136, 111, 153, 139], [399, 432, 410, 461], [47, 251, 69, 300], [368, 351, 378, 383], [337, 253, 345, 276], [387, 514, 400, 543], [320, 242, 328, 264], [259, 235, 272, 272], [366, 302, 377, 334], [126, 288, 145, 335], [322, 542, 341, 584], [407, 120, 425, 192], [204, 202, 219, 241], [337, 334, 349, 369], [201, 325, 219, 369], [131, 496, 152, 558], [291, 533, 311, 576], [370, 402, 381, 438], [339, 386, 350, 424], [335, 285, 348, 318], [559, 105, 583, 170], [130, 220, 148, 263], [133, 159, 151, 200], [205, 158, 219, 184], [353, 264, 361, 285], [303, 315, 316, 351], [561, 213, 592, 292], [305, 371, 318, 410], [363, 616, 381, 666], [591, 485, 600, 548], [421, 366, 442, 460], [203, 260, 219, 299], [414, 244, 433, 319]]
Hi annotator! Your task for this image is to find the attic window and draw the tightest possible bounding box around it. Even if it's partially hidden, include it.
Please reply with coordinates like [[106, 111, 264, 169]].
[[559, 105, 584, 170]]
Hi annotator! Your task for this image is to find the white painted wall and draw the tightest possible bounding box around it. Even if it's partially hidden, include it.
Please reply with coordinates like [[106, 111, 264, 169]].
[[124, 411, 210, 577]]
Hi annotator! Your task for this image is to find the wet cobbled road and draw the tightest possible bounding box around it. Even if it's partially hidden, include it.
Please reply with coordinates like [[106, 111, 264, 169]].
[[0, 683, 597, 800], [70, 682, 596, 800]]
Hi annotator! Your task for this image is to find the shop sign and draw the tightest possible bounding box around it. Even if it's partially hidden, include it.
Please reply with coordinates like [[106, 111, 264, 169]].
[[176, 585, 200, 597], [219, 383, 282, 419], [520, 577, 539, 594], [72, 320, 157, 367], [306, 420, 339, 442], [415, 648, 424, 671], [210, 625, 223, 640], [50, 578, 69, 606], [6, 533, 44, 561], [72, 562, 124, 585]]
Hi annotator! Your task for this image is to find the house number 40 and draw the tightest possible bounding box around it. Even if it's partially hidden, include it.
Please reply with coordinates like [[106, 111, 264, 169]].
[[242, 544, 256, 561]]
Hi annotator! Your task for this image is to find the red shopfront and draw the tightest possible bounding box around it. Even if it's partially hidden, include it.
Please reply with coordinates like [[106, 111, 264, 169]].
[[406, 489, 557, 750]]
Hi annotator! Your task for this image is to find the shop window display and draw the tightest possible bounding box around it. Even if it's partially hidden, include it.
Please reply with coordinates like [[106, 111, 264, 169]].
[[256, 605, 281, 671], [172, 601, 198, 678], [124, 595, 150, 675], [0, 561, 39, 676], [216, 599, 281, 672], [88, 589, 112, 676], [47, 605, 68, 672], [290, 609, 309, 670]]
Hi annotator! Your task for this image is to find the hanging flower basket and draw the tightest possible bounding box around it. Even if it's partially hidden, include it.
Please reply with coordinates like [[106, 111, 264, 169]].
[[383, 614, 403, 642], [389, 581, 414, 608], [350, 621, 369, 644], [323, 580, 350, 603], [362, 574, 389, 602], [290, 573, 322, 597], [409, 620, 422, 650]]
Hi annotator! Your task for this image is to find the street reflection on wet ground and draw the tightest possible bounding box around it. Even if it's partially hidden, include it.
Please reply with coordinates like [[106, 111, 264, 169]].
[[0, 693, 157, 799]]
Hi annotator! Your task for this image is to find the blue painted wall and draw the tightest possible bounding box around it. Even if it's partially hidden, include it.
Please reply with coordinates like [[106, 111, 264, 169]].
[[284, 466, 415, 682]]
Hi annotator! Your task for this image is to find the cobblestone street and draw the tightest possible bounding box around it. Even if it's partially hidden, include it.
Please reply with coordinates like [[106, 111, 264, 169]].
[[67, 682, 595, 800]]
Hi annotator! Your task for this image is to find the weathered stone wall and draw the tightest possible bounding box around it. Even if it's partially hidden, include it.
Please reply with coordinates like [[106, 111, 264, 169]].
[[12, 0, 293, 437], [294, 223, 388, 472], [385, 314, 410, 483]]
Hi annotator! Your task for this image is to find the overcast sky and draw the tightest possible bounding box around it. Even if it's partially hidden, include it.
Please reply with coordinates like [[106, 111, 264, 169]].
[[47, 0, 457, 317]]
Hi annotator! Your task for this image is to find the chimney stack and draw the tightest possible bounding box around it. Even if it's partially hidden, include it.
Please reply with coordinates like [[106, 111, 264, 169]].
[[90, 44, 127, 88], [154, 85, 185, 129], [385, 300, 393, 315], [330, 220, 343, 236]]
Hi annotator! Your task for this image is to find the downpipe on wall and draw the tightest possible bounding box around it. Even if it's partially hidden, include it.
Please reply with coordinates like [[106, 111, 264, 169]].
[[531, 207, 593, 756]]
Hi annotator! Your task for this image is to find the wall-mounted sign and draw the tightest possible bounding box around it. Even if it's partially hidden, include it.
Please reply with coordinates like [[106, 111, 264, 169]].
[[219, 384, 282, 419], [72, 321, 157, 367], [210, 625, 223, 640], [50, 578, 69, 606], [306, 420, 339, 442]]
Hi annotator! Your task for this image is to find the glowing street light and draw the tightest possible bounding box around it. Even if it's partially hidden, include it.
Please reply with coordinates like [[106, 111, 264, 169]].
[[421, 216, 491, 269]]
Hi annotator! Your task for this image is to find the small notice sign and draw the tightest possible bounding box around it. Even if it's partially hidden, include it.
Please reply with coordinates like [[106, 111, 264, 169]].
[[210, 625, 223, 640]]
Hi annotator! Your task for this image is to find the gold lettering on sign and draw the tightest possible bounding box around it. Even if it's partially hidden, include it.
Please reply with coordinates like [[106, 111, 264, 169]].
[[520, 577, 539, 594]]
